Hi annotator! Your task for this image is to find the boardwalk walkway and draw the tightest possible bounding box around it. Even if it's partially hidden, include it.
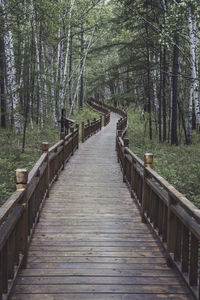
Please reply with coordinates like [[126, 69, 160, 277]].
[[11, 114, 191, 300]]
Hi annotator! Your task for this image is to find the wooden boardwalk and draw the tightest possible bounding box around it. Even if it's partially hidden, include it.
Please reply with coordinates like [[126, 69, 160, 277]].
[[10, 114, 192, 300]]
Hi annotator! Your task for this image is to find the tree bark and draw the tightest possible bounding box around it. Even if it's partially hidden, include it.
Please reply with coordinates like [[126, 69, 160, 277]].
[[171, 34, 179, 146], [79, 23, 84, 109], [163, 46, 167, 141], [69, 27, 73, 107], [0, 6, 6, 129]]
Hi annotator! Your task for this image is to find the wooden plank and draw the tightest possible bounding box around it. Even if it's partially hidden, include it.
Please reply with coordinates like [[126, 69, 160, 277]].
[[25, 262, 170, 270], [27, 250, 164, 257], [17, 276, 184, 285], [26, 256, 167, 264], [28, 245, 161, 252], [19, 268, 181, 277], [10, 294, 192, 300], [13, 284, 189, 294], [30, 240, 158, 247]]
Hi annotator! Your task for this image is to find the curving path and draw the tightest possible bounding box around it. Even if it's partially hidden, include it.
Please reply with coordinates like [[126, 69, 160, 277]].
[[11, 114, 192, 299]]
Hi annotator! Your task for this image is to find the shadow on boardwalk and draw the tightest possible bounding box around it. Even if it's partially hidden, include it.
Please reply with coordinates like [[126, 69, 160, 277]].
[[11, 114, 192, 300]]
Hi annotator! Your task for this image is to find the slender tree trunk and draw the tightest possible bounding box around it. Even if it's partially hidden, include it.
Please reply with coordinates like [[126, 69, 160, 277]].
[[187, 7, 199, 142], [171, 34, 179, 145], [69, 27, 73, 107], [0, 6, 6, 129], [152, 55, 158, 133], [146, 45, 152, 140], [22, 42, 30, 152], [178, 100, 188, 144], [163, 46, 167, 141], [159, 48, 162, 142], [79, 23, 84, 109]]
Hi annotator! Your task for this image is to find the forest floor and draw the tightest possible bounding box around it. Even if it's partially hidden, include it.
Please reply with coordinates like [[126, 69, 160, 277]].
[[127, 105, 200, 208], [0, 105, 100, 206]]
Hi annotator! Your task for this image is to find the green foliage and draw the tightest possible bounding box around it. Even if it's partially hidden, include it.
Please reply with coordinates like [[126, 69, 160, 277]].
[[72, 104, 100, 125], [0, 105, 100, 206], [128, 106, 200, 208], [0, 151, 40, 206]]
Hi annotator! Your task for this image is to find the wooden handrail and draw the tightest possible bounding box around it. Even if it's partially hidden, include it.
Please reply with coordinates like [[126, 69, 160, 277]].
[[81, 117, 102, 143], [87, 98, 110, 127], [113, 102, 200, 300], [0, 112, 104, 300]]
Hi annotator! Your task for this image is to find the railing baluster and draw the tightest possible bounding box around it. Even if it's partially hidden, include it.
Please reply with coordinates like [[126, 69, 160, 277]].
[[82, 121, 85, 143], [142, 153, 153, 223], [0, 250, 2, 300], [189, 233, 198, 286], [181, 225, 189, 273], [2, 242, 8, 293], [174, 218, 182, 262]]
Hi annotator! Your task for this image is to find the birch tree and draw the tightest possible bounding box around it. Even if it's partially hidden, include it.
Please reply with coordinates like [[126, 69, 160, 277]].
[[187, 3, 199, 144]]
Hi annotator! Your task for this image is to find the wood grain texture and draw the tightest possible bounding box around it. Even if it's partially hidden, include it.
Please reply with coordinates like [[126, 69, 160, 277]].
[[10, 114, 192, 300]]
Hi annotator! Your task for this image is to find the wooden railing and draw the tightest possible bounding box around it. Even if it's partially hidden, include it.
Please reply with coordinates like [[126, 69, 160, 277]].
[[89, 98, 127, 118], [0, 126, 79, 300], [115, 107, 200, 300], [81, 117, 102, 143], [87, 97, 110, 126], [0, 106, 108, 300]]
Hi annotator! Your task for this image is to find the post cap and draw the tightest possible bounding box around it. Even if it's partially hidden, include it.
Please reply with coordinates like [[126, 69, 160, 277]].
[[60, 132, 65, 140], [123, 138, 129, 147], [15, 169, 28, 191], [144, 153, 153, 168], [42, 142, 49, 152], [118, 130, 122, 137]]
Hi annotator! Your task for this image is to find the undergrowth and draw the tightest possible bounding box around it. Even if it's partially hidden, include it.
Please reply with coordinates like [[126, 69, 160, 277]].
[[0, 105, 100, 206], [127, 105, 200, 208]]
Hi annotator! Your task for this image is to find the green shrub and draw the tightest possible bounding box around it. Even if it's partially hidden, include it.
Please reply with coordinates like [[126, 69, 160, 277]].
[[0, 105, 101, 206], [127, 105, 200, 208]]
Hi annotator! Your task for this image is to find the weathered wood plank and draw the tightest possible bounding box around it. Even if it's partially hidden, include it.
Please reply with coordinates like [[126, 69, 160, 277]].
[[16, 275, 185, 285], [17, 268, 184, 277], [13, 284, 190, 294], [11, 294, 191, 300], [25, 262, 170, 270]]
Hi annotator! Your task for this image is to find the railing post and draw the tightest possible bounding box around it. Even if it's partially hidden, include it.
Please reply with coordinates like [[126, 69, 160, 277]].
[[76, 124, 79, 149], [124, 138, 129, 147], [167, 189, 176, 263], [116, 130, 122, 156], [60, 108, 66, 135], [123, 138, 129, 182], [15, 169, 28, 268], [42, 142, 50, 193], [93, 118, 96, 133], [60, 131, 65, 140], [87, 120, 90, 137], [82, 122, 85, 143], [104, 114, 106, 127], [141, 153, 153, 223], [15, 169, 28, 191], [59, 133, 65, 170], [70, 126, 74, 155]]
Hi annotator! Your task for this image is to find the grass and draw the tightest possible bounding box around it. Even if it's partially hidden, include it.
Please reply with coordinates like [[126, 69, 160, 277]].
[[127, 105, 200, 208], [0, 105, 100, 206]]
